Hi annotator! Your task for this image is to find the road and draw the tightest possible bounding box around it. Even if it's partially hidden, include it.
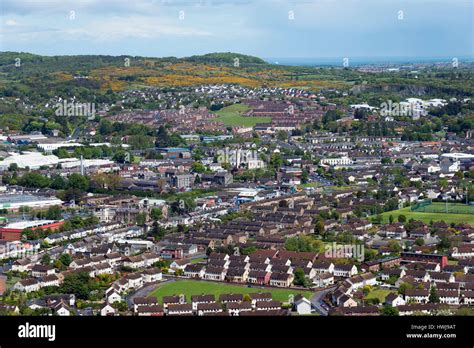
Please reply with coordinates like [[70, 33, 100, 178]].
[[310, 286, 336, 316], [126, 278, 174, 307]]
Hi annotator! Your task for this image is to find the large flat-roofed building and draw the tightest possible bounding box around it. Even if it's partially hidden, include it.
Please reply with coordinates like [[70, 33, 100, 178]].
[[0, 194, 63, 212], [0, 220, 64, 241]]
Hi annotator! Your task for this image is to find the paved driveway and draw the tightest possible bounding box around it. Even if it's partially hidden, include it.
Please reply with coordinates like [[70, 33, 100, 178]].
[[310, 286, 336, 316]]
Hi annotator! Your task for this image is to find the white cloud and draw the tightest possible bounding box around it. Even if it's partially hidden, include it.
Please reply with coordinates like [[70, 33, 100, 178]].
[[5, 19, 18, 26]]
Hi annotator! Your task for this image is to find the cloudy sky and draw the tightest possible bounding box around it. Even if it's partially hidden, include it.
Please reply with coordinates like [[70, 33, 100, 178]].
[[0, 0, 473, 60]]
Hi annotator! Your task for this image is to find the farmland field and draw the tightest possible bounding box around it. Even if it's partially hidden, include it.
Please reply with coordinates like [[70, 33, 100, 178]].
[[213, 104, 271, 127], [377, 206, 474, 225], [149, 280, 313, 303]]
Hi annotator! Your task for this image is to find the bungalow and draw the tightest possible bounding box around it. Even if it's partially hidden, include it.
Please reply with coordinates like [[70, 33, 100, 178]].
[[208, 259, 230, 269], [183, 264, 206, 279], [269, 272, 294, 288], [247, 270, 271, 285], [404, 270, 430, 283], [203, 266, 226, 281], [227, 301, 253, 316], [162, 295, 183, 309], [219, 293, 243, 304], [133, 297, 159, 313], [137, 305, 164, 316], [460, 290, 474, 305], [335, 305, 379, 316], [167, 303, 193, 316], [451, 244, 474, 259], [255, 300, 281, 311], [197, 302, 222, 316], [191, 294, 215, 311], [250, 292, 272, 307], [430, 272, 455, 284], [438, 290, 459, 305], [405, 289, 430, 303], [398, 303, 441, 316]]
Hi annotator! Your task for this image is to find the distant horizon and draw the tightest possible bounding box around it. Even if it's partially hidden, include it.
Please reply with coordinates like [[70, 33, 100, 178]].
[[3, 50, 474, 67]]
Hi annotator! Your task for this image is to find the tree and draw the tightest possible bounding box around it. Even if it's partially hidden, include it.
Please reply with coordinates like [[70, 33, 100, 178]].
[[41, 253, 51, 265], [387, 240, 401, 253], [314, 220, 325, 235], [150, 208, 163, 221], [59, 253, 73, 267], [46, 205, 62, 220], [415, 238, 424, 246], [388, 215, 394, 224], [398, 214, 407, 223], [191, 162, 207, 174], [243, 294, 252, 302], [398, 282, 413, 296], [68, 173, 90, 191], [429, 286, 440, 303], [381, 305, 399, 316], [135, 213, 147, 226], [301, 170, 309, 184], [293, 268, 309, 287]]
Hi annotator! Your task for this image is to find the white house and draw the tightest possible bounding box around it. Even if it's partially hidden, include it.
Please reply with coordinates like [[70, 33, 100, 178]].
[[293, 295, 312, 315], [384, 293, 406, 307], [99, 304, 116, 316]]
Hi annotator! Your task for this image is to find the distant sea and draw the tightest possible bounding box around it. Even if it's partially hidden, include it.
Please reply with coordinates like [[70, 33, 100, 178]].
[[264, 56, 474, 67]]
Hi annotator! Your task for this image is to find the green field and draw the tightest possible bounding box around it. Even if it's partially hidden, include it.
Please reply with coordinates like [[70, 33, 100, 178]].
[[378, 206, 474, 225], [214, 104, 271, 127], [365, 288, 392, 302], [149, 280, 313, 303]]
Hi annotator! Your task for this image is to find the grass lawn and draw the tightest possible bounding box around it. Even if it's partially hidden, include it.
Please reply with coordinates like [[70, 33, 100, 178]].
[[6, 276, 20, 290], [213, 104, 271, 127], [189, 258, 206, 264], [150, 280, 313, 303], [365, 288, 392, 302], [377, 207, 474, 225]]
